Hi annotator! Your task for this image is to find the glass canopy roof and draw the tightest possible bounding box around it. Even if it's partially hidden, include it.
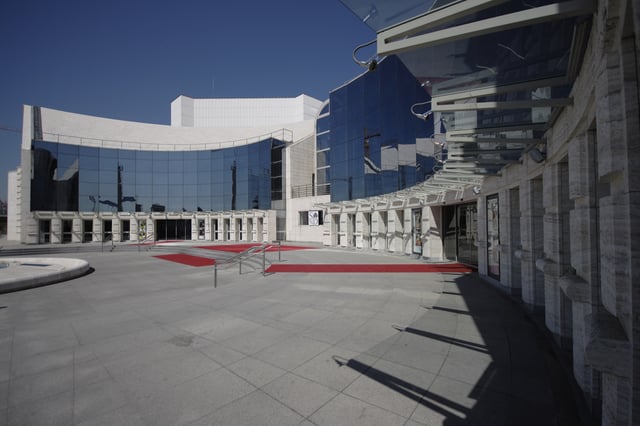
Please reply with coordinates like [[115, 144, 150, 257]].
[[338, 0, 593, 201]]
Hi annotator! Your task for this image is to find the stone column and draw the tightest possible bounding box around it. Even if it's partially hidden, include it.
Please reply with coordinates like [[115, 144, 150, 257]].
[[562, 132, 602, 409], [50, 217, 62, 244], [72, 217, 83, 243], [541, 161, 573, 344], [519, 177, 545, 312]]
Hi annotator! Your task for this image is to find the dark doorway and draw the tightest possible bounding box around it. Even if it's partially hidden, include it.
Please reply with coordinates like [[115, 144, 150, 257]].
[[62, 219, 73, 243], [83, 220, 93, 242], [155, 219, 192, 241]]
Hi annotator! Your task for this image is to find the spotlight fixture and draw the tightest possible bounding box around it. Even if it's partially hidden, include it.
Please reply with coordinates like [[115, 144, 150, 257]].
[[528, 147, 546, 163], [352, 39, 379, 71], [411, 101, 433, 121]]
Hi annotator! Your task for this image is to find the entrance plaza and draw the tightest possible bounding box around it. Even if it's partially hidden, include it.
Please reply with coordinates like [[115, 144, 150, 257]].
[[0, 244, 584, 425]]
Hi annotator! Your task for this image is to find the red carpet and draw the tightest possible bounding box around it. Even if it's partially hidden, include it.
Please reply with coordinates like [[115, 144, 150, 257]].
[[196, 244, 315, 253], [265, 263, 473, 273], [153, 253, 215, 267]]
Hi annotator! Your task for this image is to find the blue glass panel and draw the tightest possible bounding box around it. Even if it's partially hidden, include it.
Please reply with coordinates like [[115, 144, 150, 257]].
[[100, 147, 118, 158], [80, 155, 100, 170], [99, 170, 117, 183], [118, 149, 136, 159], [317, 133, 331, 151], [118, 158, 136, 172], [58, 144, 78, 155], [136, 172, 153, 185], [79, 146, 99, 157], [316, 116, 330, 134]]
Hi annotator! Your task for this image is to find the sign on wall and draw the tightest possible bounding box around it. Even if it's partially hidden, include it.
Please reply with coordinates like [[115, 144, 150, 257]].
[[308, 210, 320, 226]]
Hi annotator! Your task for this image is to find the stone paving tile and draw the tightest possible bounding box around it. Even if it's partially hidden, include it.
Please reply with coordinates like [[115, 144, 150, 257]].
[[132, 368, 256, 426], [221, 324, 291, 355], [342, 358, 436, 417], [379, 335, 448, 374], [107, 350, 222, 399], [196, 341, 247, 366], [278, 307, 334, 327], [8, 365, 73, 407], [7, 390, 73, 426], [73, 378, 130, 424], [133, 299, 216, 325], [262, 372, 338, 417], [71, 311, 158, 344], [292, 347, 377, 392], [75, 402, 146, 426], [0, 380, 7, 410], [253, 335, 331, 371], [309, 393, 408, 426], [226, 356, 287, 388], [76, 326, 177, 363], [300, 314, 370, 345], [10, 346, 74, 378], [190, 389, 303, 426], [74, 357, 111, 390]]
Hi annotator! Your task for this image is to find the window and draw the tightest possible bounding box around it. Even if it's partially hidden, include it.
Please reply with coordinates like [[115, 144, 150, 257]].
[[299, 210, 324, 226]]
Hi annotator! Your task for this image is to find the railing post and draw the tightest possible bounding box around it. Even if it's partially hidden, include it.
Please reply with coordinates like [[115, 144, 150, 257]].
[[278, 240, 282, 262], [214, 263, 217, 288]]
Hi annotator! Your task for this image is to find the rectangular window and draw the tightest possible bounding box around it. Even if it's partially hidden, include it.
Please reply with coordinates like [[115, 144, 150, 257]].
[[486, 195, 500, 279], [299, 210, 324, 226]]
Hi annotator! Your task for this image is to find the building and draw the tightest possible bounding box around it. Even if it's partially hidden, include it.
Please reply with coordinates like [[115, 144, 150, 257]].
[[8, 96, 322, 244], [6, 0, 640, 423]]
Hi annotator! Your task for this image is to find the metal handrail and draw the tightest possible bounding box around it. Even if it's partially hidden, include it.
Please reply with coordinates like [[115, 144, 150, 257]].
[[213, 243, 273, 287]]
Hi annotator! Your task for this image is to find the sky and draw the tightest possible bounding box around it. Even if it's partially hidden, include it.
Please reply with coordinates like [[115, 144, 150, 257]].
[[0, 0, 375, 201]]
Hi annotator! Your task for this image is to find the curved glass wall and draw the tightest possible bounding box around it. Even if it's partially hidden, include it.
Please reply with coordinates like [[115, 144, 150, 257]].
[[31, 138, 284, 213], [319, 55, 436, 202]]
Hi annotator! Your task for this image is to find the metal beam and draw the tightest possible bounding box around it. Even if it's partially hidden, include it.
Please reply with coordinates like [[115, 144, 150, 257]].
[[379, 0, 507, 41], [446, 136, 544, 143], [432, 98, 572, 111], [432, 76, 568, 101], [378, 0, 595, 56], [446, 123, 547, 135]]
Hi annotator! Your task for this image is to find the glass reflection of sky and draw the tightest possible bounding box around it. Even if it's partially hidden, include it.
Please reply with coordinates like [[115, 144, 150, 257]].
[[31, 139, 282, 213]]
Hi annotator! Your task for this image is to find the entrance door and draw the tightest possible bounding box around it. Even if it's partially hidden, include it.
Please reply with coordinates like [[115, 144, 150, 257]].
[[412, 209, 422, 255], [122, 220, 131, 241], [62, 220, 73, 243], [103, 220, 112, 242], [236, 219, 243, 241], [458, 204, 478, 266], [198, 219, 205, 240], [83, 220, 93, 243], [247, 219, 254, 242], [155, 219, 192, 241], [212, 219, 219, 241], [39, 220, 51, 244]]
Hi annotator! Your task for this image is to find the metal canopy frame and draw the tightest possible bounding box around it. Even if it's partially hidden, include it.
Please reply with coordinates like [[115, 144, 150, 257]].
[[377, 0, 595, 55]]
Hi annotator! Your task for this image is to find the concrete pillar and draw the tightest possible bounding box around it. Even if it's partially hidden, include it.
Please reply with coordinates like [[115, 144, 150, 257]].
[[72, 217, 82, 243], [112, 219, 121, 242], [541, 161, 573, 342], [424, 206, 443, 260], [520, 177, 545, 312], [388, 209, 403, 253]]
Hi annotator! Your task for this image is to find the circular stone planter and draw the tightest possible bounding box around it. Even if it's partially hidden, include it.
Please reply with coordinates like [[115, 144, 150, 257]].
[[0, 257, 91, 293]]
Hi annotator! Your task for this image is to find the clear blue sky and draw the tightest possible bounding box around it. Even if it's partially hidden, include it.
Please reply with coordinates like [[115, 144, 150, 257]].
[[0, 0, 375, 201]]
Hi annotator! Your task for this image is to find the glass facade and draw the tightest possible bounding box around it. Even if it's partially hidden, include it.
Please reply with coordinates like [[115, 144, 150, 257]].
[[31, 138, 284, 213], [319, 55, 436, 202]]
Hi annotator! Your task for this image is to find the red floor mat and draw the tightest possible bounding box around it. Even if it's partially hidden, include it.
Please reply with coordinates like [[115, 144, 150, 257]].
[[265, 263, 473, 273], [153, 253, 215, 267], [196, 244, 315, 253]]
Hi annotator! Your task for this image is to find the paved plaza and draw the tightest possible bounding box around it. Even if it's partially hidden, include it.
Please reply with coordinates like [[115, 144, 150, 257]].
[[0, 244, 583, 425]]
